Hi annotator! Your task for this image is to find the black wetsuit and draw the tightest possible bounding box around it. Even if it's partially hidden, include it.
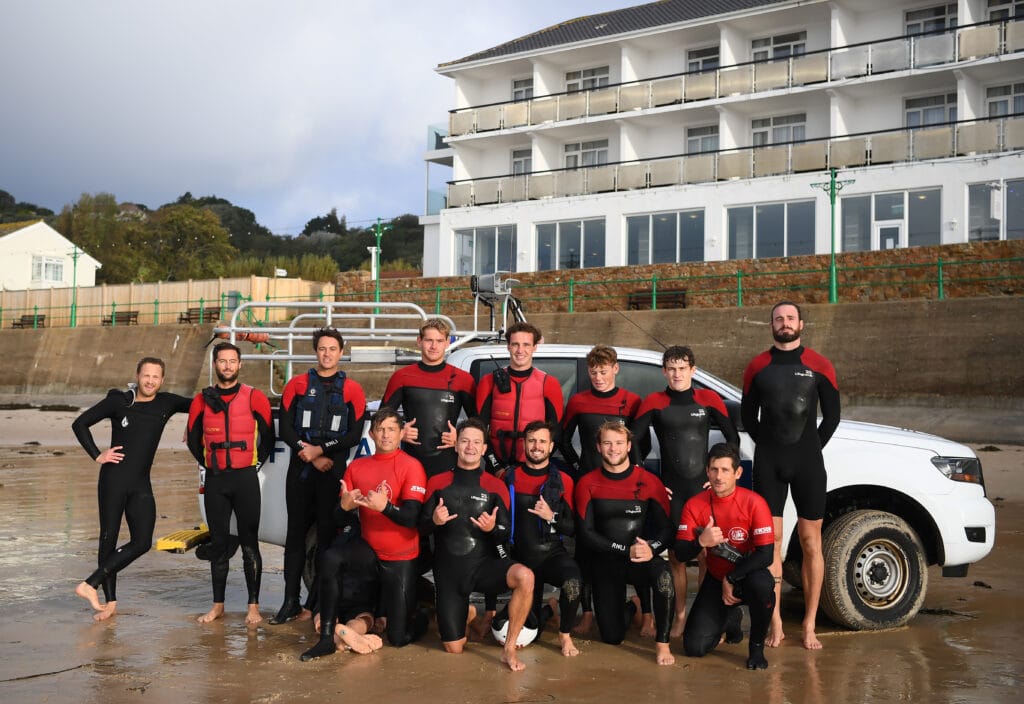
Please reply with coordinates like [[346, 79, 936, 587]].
[[507, 463, 580, 634], [561, 387, 642, 479], [741, 346, 840, 520], [72, 389, 191, 602], [574, 464, 675, 644], [420, 467, 516, 642]]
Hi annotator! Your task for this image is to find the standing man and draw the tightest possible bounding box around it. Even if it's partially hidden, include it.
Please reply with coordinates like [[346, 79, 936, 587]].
[[71, 357, 192, 621], [382, 318, 476, 478], [271, 327, 367, 625], [741, 301, 840, 650], [187, 342, 275, 625], [505, 420, 581, 657], [677, 443, 776, 670], [477, 322, 563, 471], [633, 345, 739, 637], [420, 418, 535, 672], [300, 407, 427, 660], [574, 422, 675, 666]]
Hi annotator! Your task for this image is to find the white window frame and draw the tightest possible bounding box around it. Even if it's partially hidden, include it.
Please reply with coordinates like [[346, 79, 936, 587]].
[[536, 219, 605, 271], [454, 226, 517, 276], [512, 78, 534, 102], [986, 83, 1024, 117], [727, 200, 816, 259], [565, 66, 609, 93], [626, 210, 705, 265], [752, 113, 806, 146], [686, 124, 719, 154], [687, 46, 719, 73], [987, 0, 1024, 21], [564, 139, 609, 168], [511, 148, 532, 175], [906, 3, 957, 35], [751, 31, 806, 61], [905, 93, 957, 127], [31, 255, 64, 283]]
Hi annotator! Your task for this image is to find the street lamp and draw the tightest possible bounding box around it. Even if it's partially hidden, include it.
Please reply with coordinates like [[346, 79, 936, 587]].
[[810, 167, 854, 304], [68, 245, 81, 328], [371, 217, 393, 306]]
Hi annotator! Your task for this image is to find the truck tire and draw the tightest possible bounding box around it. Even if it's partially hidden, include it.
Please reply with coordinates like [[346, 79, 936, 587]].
[[821, 510, 927, 630]]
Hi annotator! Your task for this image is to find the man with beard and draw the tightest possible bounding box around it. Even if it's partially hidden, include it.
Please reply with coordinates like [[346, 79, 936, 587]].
[[72, 357, 192, 621], [187, 342, 275, 625], [741, 301, 840, 650]]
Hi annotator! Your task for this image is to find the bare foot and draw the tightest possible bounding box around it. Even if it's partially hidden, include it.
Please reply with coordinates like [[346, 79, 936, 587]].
[[765, 617, 785, 648], [372, 616, 387, 635], [93, 602, 118, 622], [75, 582, 105, 612], [669, 611, 686, 639], [573, 611, 595, 636], [558, 632, 579, 657], [640, 613, 657, 639], [468, 609, 494, 642], [336, 625, 377, 654], [501, 646, 526, 672], [295, 608, 312, 622], [362, 634, 384, 652], [245, 604, 262, 626], [197, 603, 225, 624], [802, 623, 822, 650], [655, 642, 675, 666]]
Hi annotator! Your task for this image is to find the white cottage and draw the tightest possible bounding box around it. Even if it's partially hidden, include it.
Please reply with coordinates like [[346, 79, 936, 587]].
[[0, 220, 101, 290]]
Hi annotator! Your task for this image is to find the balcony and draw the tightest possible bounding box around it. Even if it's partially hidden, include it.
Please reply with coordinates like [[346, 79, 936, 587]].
[[445, 114, 1024, 208], [447, 19, 1024, 138]]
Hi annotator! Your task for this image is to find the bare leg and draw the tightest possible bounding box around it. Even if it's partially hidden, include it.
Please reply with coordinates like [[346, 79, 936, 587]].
[[766, 517, 785, 648], [75, 582, 105, 612], [500, 564, 534, 672], [798, 517, 824, 650], [668, 553, 688, 639], [198, 603, 225, 624], [558, 631, 579, 657], [245, 603, 262, 626], [545, 597, 561, 631], [93, 601, 118, 622], [655, 641, 675, 665]]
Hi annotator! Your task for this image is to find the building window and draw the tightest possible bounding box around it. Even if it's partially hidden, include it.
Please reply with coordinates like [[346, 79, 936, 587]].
[[565, 66, 609, 93], [986, 83, 1024, 117], [511, 148, 532, 175], [31, 256, 64, 283], [727, 200, 815, 260], [1008, 179, 1024, 239], [906, 3, 957, 34], [752, 113, 806, 146], [988, 0, 1024, 21], [841, 196, 872, 252], [905, 93, 957, 127], [908, 189, 941, 246], [968, 183, 1002, 241], [536, 219, 605, 270], [627, 210, 705, 265], [455, 226, 517, 276], [564, 139, 609, 168], [687, 46, 719, 72], [512, 78, 534, 102], [686, 125, 719, 154], [752, 31, 806, 61]]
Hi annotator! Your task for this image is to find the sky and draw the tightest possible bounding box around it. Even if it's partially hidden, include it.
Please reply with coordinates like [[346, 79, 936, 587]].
[[0, 1, 631, 234]]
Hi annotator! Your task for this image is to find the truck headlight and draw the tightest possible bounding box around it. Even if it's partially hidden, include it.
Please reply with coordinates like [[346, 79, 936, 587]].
[[931, 456, 984, 490]]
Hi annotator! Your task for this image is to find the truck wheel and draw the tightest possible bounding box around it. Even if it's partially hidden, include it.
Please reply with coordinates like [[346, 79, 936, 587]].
[[821, 510, 927, 630], [782, 559, 803, 589]]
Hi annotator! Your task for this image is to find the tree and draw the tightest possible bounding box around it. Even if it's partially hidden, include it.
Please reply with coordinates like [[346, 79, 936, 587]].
[[53, 193, 140, 283], [145, 205, 238, 280], [302, 208, 346, 237]]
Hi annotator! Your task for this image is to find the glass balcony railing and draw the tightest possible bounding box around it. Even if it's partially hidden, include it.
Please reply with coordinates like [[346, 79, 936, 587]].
[[448, 19, 1024, 138], [445, 114, 1024, 208]]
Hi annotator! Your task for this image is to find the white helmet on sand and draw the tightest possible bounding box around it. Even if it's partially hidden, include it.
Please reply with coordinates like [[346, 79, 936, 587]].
[[490, 608, 539, 647]]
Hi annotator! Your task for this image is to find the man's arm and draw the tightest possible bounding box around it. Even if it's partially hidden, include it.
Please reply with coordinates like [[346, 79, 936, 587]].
[[559, 401, 582, 472], [71, 393, 118, 460], [322, 381, 368, 460], [726, 543, 774, 583], [642, 484, 674, 555], [250, 390, 276, 465], [277, 380, 304, 452], [574, 482, 628, 556], [632, 404, 656, 461], [186, 395, 207, 466], [817, 372, 841, 448], [699, 390, 741, 448]]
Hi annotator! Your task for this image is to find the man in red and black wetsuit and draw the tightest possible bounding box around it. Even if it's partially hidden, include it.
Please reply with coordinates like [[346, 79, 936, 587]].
[[506, 420, 581, 657], [677, 443, 775, 670], [271, 327, 368, 625], [741, 301, 840, 650], [574, 422, 675, 666], [300, 407, 427, 660], [382, 318, 476, 478], [187, 342, 275, 626], [477, 322, 563, 471], [420, 418, 535, 672], [633, 345, 739, 636]]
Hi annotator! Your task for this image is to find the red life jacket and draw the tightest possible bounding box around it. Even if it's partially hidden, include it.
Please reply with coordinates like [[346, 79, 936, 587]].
[[201, 384, 258, 470], [489, 368, 547, 463]]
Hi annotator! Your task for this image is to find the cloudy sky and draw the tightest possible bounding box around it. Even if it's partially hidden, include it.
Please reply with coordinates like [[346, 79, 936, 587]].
[[0, 1, 630, 234]]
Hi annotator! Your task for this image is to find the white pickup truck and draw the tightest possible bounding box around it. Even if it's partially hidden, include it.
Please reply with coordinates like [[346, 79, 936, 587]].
[[192, 293, 995, 633]]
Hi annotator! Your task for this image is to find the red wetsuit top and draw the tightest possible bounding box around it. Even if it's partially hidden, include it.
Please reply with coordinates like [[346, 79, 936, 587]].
[[561, 387, 641, 476], [676, 487, 774, 581], [343, 448, 427, 561], [186, 384, 275, 470]]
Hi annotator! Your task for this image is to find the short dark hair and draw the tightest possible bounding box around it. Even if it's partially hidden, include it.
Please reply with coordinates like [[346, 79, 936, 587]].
[[771, 300, 803, 322], [136, 356, 165, 374], [507, 322, 542, 345], [523, 420, 556, 440], [371, 406, 403, 432], [312, 327, 345, 352], [597, 420, 632, 443], [457, 417, 489, 439], [212, 342, 241, 361], [707, 442, 741, 470], [663, 345, 694, 368]]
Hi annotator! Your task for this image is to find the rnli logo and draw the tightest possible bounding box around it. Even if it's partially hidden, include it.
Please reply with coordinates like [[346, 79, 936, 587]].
[[728, 527, 748, 543]]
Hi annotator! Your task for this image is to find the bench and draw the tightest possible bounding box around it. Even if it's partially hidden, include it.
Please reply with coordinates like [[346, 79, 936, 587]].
[[178, 306, 221, 324], [101, 310, 140, 326], [626, 288, 687, 310], [11, 314, 46, 329]]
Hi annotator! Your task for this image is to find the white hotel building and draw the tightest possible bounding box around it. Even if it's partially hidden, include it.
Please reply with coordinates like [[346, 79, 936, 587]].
[[419, 0, 1023, 277]]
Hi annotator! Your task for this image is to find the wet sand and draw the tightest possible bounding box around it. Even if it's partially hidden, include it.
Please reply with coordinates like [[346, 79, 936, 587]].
[[0, 410, 1021, 703]]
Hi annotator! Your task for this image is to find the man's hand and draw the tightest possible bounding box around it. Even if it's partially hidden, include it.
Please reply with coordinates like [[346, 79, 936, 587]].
[[722, 577, 741, 606], [432, 497, 458, 526], [438, 420, 457, 450], [311, 456, 333, 473], [401, 418, 420, 445], [297, 443, 324, 463], [356, 488, 389, 513], [630, 537, 653, 563], [469, 505, 499, 533], [527, 495, 555, 522], [96, 446, 125, 464], [698, 516, 725, 548], [339, 480, 361, 511]]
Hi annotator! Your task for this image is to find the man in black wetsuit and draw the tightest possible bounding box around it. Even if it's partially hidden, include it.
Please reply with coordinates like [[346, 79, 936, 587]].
[[506, 420, 581, 657], [382, 318, 476, 478], [741, 301, 840, 650], [633, 345, 739, 636], [574, 421, 675, 665], [187, 342, 275, 625], [420, 418, 535, 672], [72, 357, 192, 621]]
